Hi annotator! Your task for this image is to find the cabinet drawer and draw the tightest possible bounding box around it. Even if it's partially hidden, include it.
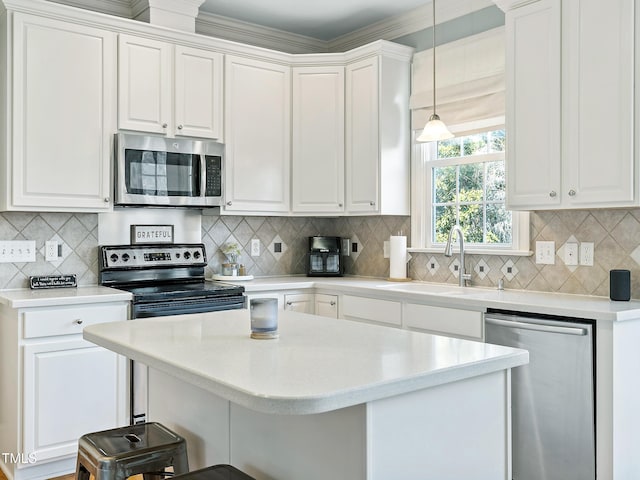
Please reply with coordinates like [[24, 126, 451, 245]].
[[342, 295, 401, 326], [23, 303, 128, 339], [404, 303, 483, 340]]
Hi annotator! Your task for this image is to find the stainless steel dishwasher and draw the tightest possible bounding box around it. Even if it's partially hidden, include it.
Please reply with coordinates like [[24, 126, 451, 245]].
[[485, 310, 596, 480]]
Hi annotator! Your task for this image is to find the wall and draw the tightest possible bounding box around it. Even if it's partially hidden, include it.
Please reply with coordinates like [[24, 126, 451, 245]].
[[1, 210, 639, 300], [0, 212, 99, 288]]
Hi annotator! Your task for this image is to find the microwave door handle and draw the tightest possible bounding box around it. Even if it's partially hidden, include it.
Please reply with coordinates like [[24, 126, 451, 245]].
[[199, 154, 206, 198]]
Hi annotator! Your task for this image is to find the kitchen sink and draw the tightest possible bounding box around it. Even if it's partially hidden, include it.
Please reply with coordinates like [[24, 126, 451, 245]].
[[376, 283, 495, 297]]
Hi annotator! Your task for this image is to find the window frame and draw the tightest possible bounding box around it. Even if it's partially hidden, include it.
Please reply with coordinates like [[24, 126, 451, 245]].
[[410, 130, 531, 256]]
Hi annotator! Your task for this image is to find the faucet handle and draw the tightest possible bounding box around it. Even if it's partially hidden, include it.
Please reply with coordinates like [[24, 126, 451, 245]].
[[461, 273, 472, 287]]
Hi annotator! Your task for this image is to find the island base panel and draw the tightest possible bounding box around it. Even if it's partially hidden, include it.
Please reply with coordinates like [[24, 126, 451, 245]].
[[148, 368, 511, 480]]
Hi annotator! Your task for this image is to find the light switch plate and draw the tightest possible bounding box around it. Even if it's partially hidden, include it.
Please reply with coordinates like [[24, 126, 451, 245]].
[[535, 241, 555, 265], [0, 240, 36, 263]]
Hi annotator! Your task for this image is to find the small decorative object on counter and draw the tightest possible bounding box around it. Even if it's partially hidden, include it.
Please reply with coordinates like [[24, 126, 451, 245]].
[[610, 269, 631, 301], [250, 298, 278, 339], [238, 264, 247, 276], [220, 242, 242, 276], [222, 263, 239, 276], [29, 274, 77, 289]]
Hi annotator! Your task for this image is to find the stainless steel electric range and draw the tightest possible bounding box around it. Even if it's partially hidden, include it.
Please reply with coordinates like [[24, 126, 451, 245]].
[[99, 243, 245, 424]]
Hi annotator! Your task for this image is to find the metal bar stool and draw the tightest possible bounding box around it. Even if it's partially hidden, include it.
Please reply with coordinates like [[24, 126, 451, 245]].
[[173, 464, 255, 480], [76, 422, 189, 480]]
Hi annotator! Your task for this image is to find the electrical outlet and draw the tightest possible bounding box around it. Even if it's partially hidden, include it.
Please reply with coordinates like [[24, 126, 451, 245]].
[[580, 242, 594, 266], [535, 241, 555, 265], [251, 238, 260, 257], [0, 240, 36, 263], [45, 240, 59, 261], [564, 242, 578, 266]]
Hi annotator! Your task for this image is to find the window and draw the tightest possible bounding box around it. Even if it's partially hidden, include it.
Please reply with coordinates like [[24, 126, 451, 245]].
[[411, 128, 530, 255]]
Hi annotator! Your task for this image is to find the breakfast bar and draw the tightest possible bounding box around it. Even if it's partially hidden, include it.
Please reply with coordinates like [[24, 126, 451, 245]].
[[84, 309, 528, 480]]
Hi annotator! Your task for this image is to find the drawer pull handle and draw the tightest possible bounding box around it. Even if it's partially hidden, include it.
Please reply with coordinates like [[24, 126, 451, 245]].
[[75, 319, 83, 325]]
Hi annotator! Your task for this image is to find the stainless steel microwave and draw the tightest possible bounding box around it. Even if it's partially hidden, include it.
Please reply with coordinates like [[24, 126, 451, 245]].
[[115, 133, 224, 208]]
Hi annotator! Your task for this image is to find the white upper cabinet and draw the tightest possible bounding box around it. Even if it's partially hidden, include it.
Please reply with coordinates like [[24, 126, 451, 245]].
[[223, 55, 291, 214], [504, 0, 561, 209], [504, 0, 636, 210], [118, 34, 223, 140], [345, 52, 411, 215], [4, 12, 116, 212], [292, 66, 345, 214]]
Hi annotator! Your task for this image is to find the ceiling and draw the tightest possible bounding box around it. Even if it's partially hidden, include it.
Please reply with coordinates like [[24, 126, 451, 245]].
[[198, 0, 433, 41]]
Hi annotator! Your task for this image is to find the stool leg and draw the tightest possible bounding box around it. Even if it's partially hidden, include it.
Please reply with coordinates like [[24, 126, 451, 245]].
[[76, 462, 91, 480], [172, 449, 189, 475]]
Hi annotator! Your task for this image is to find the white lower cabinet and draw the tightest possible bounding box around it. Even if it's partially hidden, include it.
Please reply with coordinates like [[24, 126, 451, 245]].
[[403, 303, 483, 340], [284, 293, 315, 314], [314, 294, 338, 319], [0, 301, 128, 480], [341, 295, 402, 327]]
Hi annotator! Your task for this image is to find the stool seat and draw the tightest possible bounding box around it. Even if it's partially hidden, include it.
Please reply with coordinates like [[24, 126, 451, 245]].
[[173, 464, 255, 480], [76, 422, 189, 480]]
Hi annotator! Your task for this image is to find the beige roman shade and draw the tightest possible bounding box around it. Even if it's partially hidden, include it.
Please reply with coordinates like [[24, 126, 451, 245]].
[[411, 26, 505, 136]]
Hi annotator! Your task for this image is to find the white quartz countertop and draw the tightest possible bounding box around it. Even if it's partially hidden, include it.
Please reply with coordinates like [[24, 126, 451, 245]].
[[84, 309, 528, 415], [0, 285, 131, 308], [224, 276, 640, 322]]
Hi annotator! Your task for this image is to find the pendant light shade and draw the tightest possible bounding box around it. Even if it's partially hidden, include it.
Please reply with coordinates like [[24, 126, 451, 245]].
[[417, 0, 453, 143]]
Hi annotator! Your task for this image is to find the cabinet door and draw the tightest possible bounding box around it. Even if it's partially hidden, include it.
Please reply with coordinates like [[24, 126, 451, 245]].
[[23, 339, 126, 462], [174, 46, 223, 140], [505, 0, 561, 210], [314, 294, 338, 319], [345, 57, 380, 213], [224, 55, 291, 213], [341, 295, 401, 327], [118, 34, 172, 134], [562, 0, 634, 207], [284, 294, 314, 314], [404, 303, 483, 340], [292, 66, 345, 213], [11, 13, 115, 211]]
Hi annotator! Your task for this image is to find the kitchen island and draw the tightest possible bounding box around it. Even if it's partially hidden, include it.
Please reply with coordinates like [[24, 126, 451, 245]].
[[84, 309, 528, 480]]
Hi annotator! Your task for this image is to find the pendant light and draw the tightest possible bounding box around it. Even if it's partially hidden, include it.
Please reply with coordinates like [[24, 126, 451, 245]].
[[417, 0, 453, 142]]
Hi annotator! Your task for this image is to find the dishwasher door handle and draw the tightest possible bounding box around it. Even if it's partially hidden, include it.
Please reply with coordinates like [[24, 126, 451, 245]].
[[485, 317, 588, 336]]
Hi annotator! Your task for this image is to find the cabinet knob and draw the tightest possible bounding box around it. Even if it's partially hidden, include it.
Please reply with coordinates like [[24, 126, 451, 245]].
[[338, 203, 343, 207], [549, 191, 557, 198], [369, 201, 375, 206], [330, 301, 336, 306], [568, 189, 576, 197], [177, 125, 183, 130], [104, 197, 110, 203], [226, 201, 232, 206], [286, 301, 293, 306], [162, 123, 168, 128], [74, 319, 83, 325]]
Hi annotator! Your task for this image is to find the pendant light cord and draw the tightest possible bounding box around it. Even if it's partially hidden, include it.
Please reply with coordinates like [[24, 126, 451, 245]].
[[432, 0, 437, 117]]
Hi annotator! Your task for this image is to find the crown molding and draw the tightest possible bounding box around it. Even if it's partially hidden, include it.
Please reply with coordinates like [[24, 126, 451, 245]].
[[195, 11, 328, 54], [47, 0, 132, 18], [491, 0, 538, 12], [328, 0, 495, 52]]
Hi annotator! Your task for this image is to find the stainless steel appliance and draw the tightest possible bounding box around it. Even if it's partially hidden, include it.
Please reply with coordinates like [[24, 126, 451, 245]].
[[307, 236, 343, 276], [485, 310, 596, 480], [115, 133, 224, 208], [99, 243, 245, 424]]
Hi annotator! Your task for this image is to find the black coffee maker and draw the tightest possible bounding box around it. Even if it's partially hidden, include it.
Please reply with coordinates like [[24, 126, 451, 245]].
[[307, 236, 343, 277]]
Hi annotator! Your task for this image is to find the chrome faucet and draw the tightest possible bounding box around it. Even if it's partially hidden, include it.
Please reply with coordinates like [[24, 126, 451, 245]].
[[444, 225, 471, 287]]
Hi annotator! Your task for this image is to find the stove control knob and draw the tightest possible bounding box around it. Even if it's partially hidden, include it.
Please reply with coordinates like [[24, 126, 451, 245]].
[[193, 251, 201, 260], [122, 253, 130, 262], [110, 253, 119, 263], [183, 251, 191, 260]]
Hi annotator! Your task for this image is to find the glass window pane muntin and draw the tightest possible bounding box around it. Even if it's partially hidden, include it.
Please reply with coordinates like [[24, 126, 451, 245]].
[[430, 128, 510, 246]]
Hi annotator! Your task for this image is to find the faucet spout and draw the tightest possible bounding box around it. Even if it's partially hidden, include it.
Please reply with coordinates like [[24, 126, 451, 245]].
[[444, 225, 471, 287]]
